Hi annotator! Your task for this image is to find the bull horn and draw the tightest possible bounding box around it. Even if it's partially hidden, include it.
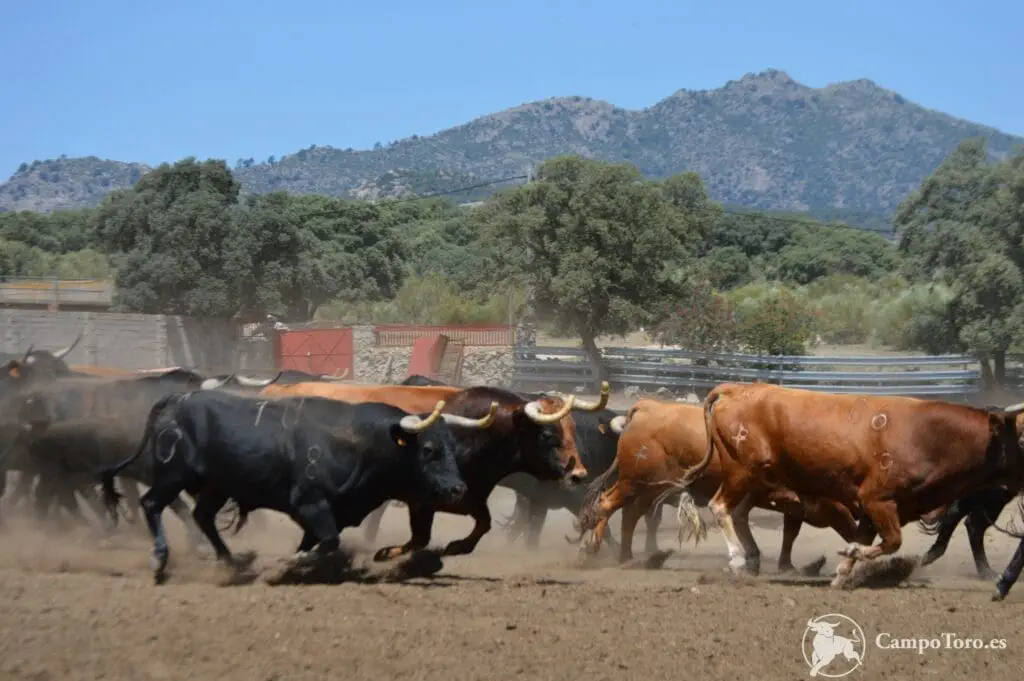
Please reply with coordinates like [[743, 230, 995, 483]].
[[21, 345, 34, 362], [1002, 402, 1024, 415], [609, 415, 628, 434], [440, 401, 499, 430], [235, 374, 277, 387], [200, 377, 230, 390], [571, 381, 610, 412], [524, 394, 576, 425], [52, 332, 83, 359], [320, 368, 350, 381], [399, 400, 446, 434]]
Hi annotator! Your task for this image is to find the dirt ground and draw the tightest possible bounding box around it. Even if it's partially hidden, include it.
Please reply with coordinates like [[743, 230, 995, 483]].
[[0, 487, 1022, 681]]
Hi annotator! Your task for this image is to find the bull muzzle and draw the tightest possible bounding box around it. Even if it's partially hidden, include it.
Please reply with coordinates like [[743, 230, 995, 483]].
[[563, 456, 588, 485]]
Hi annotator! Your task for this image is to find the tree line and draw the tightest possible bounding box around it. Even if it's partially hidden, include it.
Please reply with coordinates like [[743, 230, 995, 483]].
[[1, 140, 1021, 379]]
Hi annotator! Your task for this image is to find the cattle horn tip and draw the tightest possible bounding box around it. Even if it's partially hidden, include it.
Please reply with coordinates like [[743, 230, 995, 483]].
[[52, 332, 83, 359], [1003, 402, 1024, 414], [571, 382, 610, 412]]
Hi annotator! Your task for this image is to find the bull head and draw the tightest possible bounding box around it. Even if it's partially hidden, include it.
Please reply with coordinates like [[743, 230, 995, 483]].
[[440, 401, 499, 430], [399, 400, 446, 433]]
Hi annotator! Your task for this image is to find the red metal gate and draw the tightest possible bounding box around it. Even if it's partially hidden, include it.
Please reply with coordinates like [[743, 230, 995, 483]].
[[275, 328, 354, 378]]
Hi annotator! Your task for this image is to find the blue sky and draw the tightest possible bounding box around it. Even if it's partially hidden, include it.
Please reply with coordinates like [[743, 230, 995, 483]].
[[1, 0, 1021, 178]]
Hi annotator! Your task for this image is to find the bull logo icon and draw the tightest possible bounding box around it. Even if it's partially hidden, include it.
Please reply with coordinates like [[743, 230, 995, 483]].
[[801, 613, 865, 677]]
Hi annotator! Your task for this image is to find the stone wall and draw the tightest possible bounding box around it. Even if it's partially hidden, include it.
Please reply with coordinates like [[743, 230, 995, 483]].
[[0, 310, 255, 372], [356, 344, 513, 386]]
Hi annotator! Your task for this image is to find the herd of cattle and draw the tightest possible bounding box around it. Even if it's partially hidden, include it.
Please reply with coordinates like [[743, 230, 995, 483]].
[[3, 335, 1024, 602]]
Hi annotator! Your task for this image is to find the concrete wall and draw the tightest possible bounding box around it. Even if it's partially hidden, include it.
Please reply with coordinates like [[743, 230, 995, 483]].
[[0, 311, 512, 383], [0, 310, 269, 373]]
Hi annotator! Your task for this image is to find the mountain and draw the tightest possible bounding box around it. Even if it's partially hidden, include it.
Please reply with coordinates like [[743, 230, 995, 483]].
[[2, 70, 1021, 218]]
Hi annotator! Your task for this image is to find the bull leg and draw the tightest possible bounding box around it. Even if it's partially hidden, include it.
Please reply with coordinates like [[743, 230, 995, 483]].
[[619, 501, 646, 563], [838, 499, 901, 564], [190, 490, 258, 572], [581, 483, 626, 556], [140, 485, 185, 583], [361, 502, 389, 544], [831, 519, 877, 589], [778, 513, 803, 573], [119, 481, 143, 525], [966, 490, 1014, 580], [728, 492, 761, 576], [502, 495, 531, 544], [9, 472, 35, 510], [443, 504, 492, 556], [524, 505, 548, 550], [993, 536, 1024, 601], [289, 498, 341, 566], [373, 504, 434, 562], [920, 501, 968, 569], [168, 496, 211, 556], [643, 504, 662, 555]]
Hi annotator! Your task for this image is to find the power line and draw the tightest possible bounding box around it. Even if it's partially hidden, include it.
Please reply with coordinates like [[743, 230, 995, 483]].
[[388, 173, 897, 236], [386, 174, 529, 204]]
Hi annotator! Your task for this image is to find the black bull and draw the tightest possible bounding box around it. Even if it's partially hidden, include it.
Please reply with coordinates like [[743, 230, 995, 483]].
[[98, 390, 488, 583], [360, 377, 672, 553], [0, 370, 215, 542]]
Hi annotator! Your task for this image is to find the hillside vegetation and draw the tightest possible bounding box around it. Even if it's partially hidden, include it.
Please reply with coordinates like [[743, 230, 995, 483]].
[[2, 70, 1020, 219], [2, 139, 1022, 382]]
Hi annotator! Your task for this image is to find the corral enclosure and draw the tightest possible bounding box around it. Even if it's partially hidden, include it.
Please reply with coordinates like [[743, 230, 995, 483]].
[[2, 311, 1024, 680]]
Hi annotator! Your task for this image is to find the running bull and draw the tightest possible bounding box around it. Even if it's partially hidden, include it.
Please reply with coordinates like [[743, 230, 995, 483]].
[[674, 383, 1024, 588], [259, 381, 607, 558], [573, 398, 857, 573], [97, 390, 484, 583]]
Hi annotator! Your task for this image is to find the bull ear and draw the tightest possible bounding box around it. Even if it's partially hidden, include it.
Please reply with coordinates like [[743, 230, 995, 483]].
[[390, 424, 413, 449], [597, 421, 608, 434]]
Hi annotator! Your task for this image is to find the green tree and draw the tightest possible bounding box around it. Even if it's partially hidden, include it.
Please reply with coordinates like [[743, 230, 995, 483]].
[[895, 138, 1024, 385], [93, 157, 242, 316], [473, 156, 714, 378]]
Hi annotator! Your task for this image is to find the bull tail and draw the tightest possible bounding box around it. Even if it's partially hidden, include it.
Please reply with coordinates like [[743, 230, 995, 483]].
[[678, 385, 724, 490], [668, 386, 728, 544], [566, 457, 619, 544], [96, 392, 184, 519]]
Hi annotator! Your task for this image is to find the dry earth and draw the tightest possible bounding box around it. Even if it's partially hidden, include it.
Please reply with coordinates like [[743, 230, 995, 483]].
[[1, 486, 1022, 681]]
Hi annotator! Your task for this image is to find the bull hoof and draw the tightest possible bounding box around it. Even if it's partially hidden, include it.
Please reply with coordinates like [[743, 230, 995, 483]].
[[442, 540, 473, 556], [154, 571, 168, 586], [919, 551, 939, 568], [373, 546, 405, 562], [992, 589, 1008, 602], [976, 565, 999, 581], [232, 550, 259, 569], [800, 556, 828, 577]]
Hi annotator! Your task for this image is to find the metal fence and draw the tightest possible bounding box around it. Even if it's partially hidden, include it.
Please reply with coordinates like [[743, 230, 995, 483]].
[[372, 324, 514, 347], [510, 346, 983, 397]]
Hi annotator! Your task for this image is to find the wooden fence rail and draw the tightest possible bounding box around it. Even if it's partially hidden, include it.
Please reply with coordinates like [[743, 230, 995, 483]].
[[510, 346, 983, 397]]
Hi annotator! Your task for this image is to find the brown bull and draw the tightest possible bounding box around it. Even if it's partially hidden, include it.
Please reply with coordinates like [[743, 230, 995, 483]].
[[259, 380, 611, 558], [575, 399, 856, 573], [676, 383, 1024, 588]]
